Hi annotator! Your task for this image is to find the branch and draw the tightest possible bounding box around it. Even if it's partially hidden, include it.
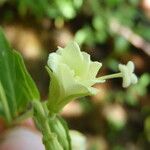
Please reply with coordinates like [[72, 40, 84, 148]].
[[109, 19, 150, 56]]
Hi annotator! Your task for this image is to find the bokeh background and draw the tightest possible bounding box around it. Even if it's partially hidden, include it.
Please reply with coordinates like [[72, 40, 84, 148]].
[[0, 0, 150, 149]]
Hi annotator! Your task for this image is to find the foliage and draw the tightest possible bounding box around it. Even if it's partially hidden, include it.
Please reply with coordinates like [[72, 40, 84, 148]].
[[0, 28, 40, 124], [0, 0, 83, 19], [0, 0, 149, 149]]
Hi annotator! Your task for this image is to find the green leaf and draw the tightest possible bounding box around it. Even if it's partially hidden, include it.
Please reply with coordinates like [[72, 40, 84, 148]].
[[0, 102, 4, 117], [0, 81, 12, 124], [0, 28, 40, 120], [145, 116, 150, 142], [106, 0, 123, 7], [114, 36, 129, 53]]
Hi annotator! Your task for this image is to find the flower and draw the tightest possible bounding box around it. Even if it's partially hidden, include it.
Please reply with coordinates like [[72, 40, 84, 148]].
[[47, 42, 104, 113], [118, 61, 138, 88]]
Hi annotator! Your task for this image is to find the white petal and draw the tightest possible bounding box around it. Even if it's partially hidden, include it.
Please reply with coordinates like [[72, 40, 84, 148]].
[[88, 61, 102, 79], [81, 52, 90, 78], [61, 42, 83, 63], [58, 42, 84, 77], [58, 64, 91, 96], [127, 61, 134, 72], [59, 63, 76, 93], [131, 74, 138, 84], [118, 64, 125, 73], [48, 52, 62, 72], [119, 64, 131, 88]]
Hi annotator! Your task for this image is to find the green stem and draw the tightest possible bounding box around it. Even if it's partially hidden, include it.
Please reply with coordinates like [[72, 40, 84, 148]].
[[33, 101, 63, 150], [98, 72, 122, 80], [13, 109, 33, 124], [0, 82, 12, 125]]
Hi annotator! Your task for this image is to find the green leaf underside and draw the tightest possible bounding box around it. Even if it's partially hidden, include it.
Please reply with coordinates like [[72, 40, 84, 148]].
[[0, 28, 40, 119]]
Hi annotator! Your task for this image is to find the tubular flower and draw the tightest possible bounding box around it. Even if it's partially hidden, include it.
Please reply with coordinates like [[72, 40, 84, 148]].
[[47, 42, 104, 113], [118, 61, 138, 88]]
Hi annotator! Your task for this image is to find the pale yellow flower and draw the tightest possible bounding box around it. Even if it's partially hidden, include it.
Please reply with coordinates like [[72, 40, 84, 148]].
[[47, 42, 104, 112]]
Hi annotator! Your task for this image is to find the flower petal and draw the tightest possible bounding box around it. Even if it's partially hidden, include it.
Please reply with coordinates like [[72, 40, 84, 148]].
[[56, 84, 96, 111], [127, 61, 134, 73], [88, 61, 102, 79], [131, 74, 138, 84], [81, 52, 90, 78], [58, 63, 91, 97], [119, 64, 130, 88], [46, 67, 64, 112], [48, 52, 62, 72], [57, 42, 84, 76]]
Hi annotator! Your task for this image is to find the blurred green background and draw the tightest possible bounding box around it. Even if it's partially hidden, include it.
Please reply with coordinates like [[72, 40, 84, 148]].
[[0, 0, 150, 149]]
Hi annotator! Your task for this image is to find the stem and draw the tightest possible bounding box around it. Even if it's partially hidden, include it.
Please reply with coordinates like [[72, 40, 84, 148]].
[[98, 72, 122, 81], [33, 101, 63, 150], [13, 109, 33, 124], [0, 82, 12, 125]]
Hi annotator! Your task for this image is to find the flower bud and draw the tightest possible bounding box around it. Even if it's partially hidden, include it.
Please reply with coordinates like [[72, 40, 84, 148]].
[[48, 116, 71, 150]]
